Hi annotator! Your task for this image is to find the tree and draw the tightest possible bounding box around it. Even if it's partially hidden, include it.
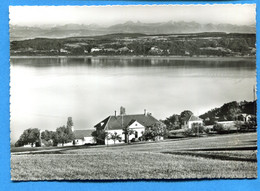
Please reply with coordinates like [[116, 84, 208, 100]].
[[91, 130, 108, 145], [15, 128, 40, 147], [180, 110, 193, 125], [41, 130, 55, 141], [191, 123, 204, 136], [180, 110, 193, 120], [183, 123, 204, 137], [122, 126, 134, 144], [213, 123, 226, 134], [162, 114, 180, 130], [108, 132, 122, 144], [143, 122, 167, 141], [55, 126, 67, 146], [219, 101, 241, 121], [226, 102, 242, 121], [41, 130, 57, 146], [55, 125, 75, 146]]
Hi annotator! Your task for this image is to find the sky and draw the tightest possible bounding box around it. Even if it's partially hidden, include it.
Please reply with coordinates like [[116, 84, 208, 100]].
[[9, 4, 256, 27]]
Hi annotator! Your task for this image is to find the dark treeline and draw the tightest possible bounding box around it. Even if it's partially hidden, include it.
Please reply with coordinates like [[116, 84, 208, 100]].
[[162, 100, 256, 131], [15, 117, 75, 147], [11, 33, 255, 57], [199, 100, 257, 125]]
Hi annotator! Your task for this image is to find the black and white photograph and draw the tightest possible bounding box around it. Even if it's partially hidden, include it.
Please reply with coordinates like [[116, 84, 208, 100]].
[[10, 4, 257, 180]]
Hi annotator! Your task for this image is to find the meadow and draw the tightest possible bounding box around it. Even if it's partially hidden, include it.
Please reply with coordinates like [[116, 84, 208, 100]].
[[11, 133, 257, 180]]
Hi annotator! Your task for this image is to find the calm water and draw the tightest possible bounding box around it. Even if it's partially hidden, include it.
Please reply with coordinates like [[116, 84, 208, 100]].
[[10, 57, 256, 142]]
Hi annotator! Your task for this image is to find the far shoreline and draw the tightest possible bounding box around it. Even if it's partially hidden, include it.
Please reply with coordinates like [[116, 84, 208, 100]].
[[10, 55, 256, 61]]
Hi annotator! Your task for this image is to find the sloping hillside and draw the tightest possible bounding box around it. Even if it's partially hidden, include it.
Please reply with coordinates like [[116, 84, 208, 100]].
[[10, 33, 256, 57], [199, 100, 256, 125]]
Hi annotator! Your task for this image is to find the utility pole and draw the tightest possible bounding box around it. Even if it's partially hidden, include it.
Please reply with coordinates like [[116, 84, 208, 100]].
[[197, 125, 199, 137], [39, 129, 43, 147], [253, 85, 256, 116], [122, 113, 124, 143], [253, 85, 256, 101]]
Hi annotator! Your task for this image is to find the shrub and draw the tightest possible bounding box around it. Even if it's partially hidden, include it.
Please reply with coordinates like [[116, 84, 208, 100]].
[[213, 123, 225, 133], [183, 128, 193, 137], [183, 124, 205, 137]]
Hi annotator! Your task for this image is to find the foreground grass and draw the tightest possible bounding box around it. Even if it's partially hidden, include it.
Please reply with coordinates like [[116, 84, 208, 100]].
[[163, 150, 257, 162], [11, 151, 257, 180], [11, 133, 257, 180]]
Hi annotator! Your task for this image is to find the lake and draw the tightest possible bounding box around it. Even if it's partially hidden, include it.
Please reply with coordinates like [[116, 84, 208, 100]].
[[10, 56, 256, 143]]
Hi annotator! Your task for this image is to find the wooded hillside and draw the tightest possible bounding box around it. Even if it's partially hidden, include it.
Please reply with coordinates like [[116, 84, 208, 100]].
[[10, 33, 256, 57]]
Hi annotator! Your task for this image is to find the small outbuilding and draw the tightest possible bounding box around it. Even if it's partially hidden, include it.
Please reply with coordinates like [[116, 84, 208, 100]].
[[183, 115, 204, 129], [74, 129, 96, 145]]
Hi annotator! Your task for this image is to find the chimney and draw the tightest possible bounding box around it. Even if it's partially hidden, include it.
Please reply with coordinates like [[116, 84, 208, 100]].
[[144, 109, 147, 116], [115, 110, 117, 116]]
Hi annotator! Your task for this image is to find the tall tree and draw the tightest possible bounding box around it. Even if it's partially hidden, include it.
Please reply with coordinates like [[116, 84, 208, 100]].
[[41, 130, 56, 142], [180, 110, 193, 125], [143, 122, 167, 141], [162, 114, 181, 130], [55, 125, 75, 146]]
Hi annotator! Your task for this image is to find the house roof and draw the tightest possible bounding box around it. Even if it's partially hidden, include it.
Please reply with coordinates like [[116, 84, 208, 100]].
[[188, 115, 203, 122], [127, 119, 138, 127], [95, 114, 163, 130], [74, 129, 95, 139]]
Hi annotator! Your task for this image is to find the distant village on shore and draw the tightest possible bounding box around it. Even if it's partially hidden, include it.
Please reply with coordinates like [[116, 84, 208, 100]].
[[10, 32, 256, 57]]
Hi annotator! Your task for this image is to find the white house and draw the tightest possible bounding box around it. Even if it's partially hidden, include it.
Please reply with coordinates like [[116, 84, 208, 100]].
[[94, 108, 165, 145], [183, 115, 204, 129], [73, 129, 96, 145], [149, 46, 163, 54], [237, 113, 254, 122], [56, 129, 96, 147], [60, 48, 69, 53], [91, 48, 102, 53]]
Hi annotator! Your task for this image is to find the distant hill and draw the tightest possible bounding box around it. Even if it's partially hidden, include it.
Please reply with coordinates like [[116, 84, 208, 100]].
[[10, 32, 256, 57], [108, 21, 255, 34], [10, 21, 256, 41]]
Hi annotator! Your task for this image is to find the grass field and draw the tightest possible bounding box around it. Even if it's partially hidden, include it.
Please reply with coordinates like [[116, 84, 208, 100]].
[[11, 133, 257, 180]]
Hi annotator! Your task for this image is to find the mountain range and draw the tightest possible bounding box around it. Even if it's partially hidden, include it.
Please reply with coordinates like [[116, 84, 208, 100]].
[[10, 21, 256, 41]]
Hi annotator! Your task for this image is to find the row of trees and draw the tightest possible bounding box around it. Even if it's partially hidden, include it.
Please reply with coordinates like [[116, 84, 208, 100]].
[[162, 101, 257, 131], [162, 101, 257, 137], [15, 117, 75, 147], [199, 101, 256, 125]]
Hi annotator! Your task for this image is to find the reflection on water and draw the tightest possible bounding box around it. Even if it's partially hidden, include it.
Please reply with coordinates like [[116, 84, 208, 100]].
[[10, 57, 256, 142], [11, 57, 256, 68]]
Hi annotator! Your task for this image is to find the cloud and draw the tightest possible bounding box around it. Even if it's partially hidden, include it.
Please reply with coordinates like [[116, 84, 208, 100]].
[[9, 4, 256, 26]]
